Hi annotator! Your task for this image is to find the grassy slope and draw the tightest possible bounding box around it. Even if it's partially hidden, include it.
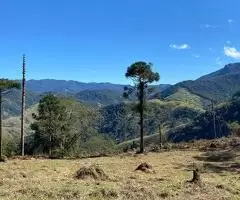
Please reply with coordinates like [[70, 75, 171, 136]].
[[164, 88, 205, 110], [2, 105, 37, 139], [0, 144, 239, 200]]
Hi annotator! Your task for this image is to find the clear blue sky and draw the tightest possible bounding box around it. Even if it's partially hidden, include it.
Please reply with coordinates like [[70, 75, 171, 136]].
[[0, 0, 240, 84]]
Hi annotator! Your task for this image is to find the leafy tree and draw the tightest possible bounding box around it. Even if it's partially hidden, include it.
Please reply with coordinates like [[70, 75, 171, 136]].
[[30, 95, 98, 158], [31, 94, 70, 158], [123, 62, 160, 153], [0, 79, 21, 161], [73, 134, 115, 157], [229, 122, 240, 137], [59, 98, 98, 155]]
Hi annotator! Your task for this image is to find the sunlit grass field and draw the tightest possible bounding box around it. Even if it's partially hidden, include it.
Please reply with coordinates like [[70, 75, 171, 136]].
[[0, 145, 239, 200]]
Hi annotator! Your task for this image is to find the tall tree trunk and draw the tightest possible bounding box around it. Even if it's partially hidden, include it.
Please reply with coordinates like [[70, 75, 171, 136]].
[[0, 90, 2, 160], [21, 55, 26, 156], [139, 82, 144, 153], [211, 101, 217, 138]]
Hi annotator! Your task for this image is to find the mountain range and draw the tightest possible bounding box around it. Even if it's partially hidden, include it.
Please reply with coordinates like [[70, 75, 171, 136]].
[[26, 80, 127, 93], [2, 62, 240, 145], [25, 63, 240, 105], [2, 63, 240, 118]]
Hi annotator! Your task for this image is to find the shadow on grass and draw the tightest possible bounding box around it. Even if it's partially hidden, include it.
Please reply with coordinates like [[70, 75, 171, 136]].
[[193, 150, 240, 174], [193, 150, 237, 162], [203, 162, 240, 173], [174, 149, 240, 174]]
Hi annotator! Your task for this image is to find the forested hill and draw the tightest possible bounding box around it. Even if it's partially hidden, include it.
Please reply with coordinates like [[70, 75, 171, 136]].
[[162, 63, 240, 103]]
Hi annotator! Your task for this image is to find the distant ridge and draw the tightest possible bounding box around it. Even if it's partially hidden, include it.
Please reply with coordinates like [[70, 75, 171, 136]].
[[5, 62, 240, 117], [162, 63, 240, 103], [26, 79, 127, 93], [26, 79, 170, 94]]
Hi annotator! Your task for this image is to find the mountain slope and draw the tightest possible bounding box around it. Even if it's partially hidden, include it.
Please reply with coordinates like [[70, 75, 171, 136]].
[[199, 63, 240, 80], [162, 63, 240, 103], [74, 89, 125, 106], [167, 98, 240, 142], [3, 89, 41, 118], [100, 99, 203, 142]]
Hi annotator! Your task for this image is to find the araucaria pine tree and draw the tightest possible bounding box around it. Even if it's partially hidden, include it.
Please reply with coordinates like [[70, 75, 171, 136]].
[[124, 61, 160, 153]]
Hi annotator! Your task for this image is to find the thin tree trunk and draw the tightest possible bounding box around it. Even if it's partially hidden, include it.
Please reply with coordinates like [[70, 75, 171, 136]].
[[49, 134, 52, 158], [159, 124, 162, 149], [139, 82, 144, 153], [21, 55, 26, 156], [211, 101, 217, 138], [0, 90, 2, 160]]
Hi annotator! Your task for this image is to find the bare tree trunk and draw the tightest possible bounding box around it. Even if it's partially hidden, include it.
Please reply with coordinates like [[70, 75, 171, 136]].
[[0, 90, 2, 161], [49, 134, 52, 158], [159, 124, 162, 149], [211, 101, 217, 139], [21, 55, 26, 156], [139, 82, 144, 153]]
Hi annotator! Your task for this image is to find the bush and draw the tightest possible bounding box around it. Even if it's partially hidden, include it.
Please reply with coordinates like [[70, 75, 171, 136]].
[[3, 137, 19, 157], [0, 155, 8, 162], [67, 134, 116, 158], [229, 122, 240, 136], [81, 135, 116, 155]]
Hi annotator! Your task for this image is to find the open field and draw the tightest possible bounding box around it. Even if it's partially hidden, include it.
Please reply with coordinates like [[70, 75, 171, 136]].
[[0, 145, 239, 200]]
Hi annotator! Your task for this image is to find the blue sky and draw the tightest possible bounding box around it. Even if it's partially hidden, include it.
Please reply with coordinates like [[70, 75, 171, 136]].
[[0, 0, 240, 84]]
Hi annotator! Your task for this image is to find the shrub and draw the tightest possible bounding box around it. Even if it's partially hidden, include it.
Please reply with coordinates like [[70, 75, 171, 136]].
[[229, 122, 240, 136]]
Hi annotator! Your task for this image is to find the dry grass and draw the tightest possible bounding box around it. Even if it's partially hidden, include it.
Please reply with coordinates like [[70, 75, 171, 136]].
[[0, 149, 239, 200]]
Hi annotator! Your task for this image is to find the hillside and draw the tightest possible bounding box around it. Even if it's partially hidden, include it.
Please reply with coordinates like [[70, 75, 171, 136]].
[[100, 99, 203, 142], [164, 88, 205, 109], [199, 63, 240, 80], [2, 105, 37, 156], [162, 63, 240, 103], [3, 105, 37, 137], [167, 98, 240, 142], [2, 90, 41, 118], [74, 89, 125, 106]]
